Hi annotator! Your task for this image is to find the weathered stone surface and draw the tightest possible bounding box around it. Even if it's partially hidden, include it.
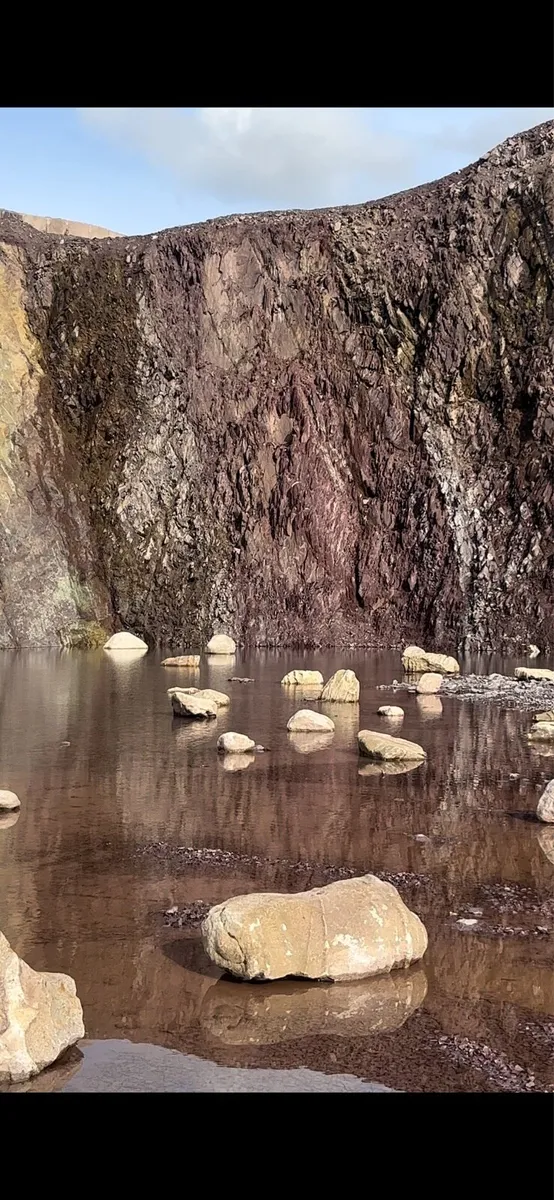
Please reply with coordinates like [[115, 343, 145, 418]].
[[0, 932, 84, 1083], [402, 646, 459, 674], [200, 968, 428, 1045], [104, 631, 148, 650], [287, 709, 335, 733], [515, 667, 554, 682], [321, 669, 360, 703], [201, 875, 428, 982], [533, 709, 554, 723], [217, 732, 256, 754], [206, 635, 236, 654], [1, 122, 554, 652], [416, 672, 443, 695], [170, 692, 217, 719], [169, 686, 229, 707], [358, 730, 426, 761], [281, 670, 324, 686], [528, 722, 554, 743], [377, 705, 404, 718], [416, 695, 443, 719], [162, 655, 200, 668], [537, 779, 554, 823], [14, 212, 119, 239], [0, 790, 20, 811], [288, 732, 335, 754]]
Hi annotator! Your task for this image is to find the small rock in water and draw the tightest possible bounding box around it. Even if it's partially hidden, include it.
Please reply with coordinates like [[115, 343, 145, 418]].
[[456, 918, 478, 928], [165, 905, 179, 916], [287, 709, 335, 733], [60, 741, 70, 747], [0, 791, 20, 811], [229, 677, 255, 683], [414, 834, 430, 843], [416, 672, 443, 695], [162, 655, 200, 668], [217, 732, 256, 754], [281, 669, 324, 686], [321, 669, 360, 703], [255, 744, 269, 752], [377, 705, 404, 718], [509, 772, 520, 780], [170, 692, 218, 720], [358, 730, 426, 762], [402, 645, 460, 674], [104, 631, 147, 651], [206, 634, 236, 654]]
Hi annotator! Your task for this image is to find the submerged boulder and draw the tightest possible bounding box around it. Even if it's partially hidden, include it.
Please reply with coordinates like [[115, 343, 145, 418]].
[[0, 790, 20, 811], [401, 645, 459, 674], [321, 669, 360, 703], [358, 730, 426, 761], [170, 692, 218, 719], [537, 780, 554, 823], [377, 705, 404, 718], [162, 655, 200, 668], [217, 732, 256, 754], [515, 666, 554, 682], [416, 672, 443, 695], [201, 875, 428, 982], [103, 631, 147, 650], [287, 710, 335, 733], [0, 933, 84, 1084], [206, 634, 236, 654], [281, 670, 324, 686]]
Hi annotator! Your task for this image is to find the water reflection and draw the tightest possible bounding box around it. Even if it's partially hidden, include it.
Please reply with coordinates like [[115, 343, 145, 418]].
[[288, 732, 335, 755], [220, 754, 255, 773], [416, 696, 443, 721], [0, 810, 20, 831], [537, 827, 554, 865], [200, 966, 427, 1045], [358, 761, 423, 778]]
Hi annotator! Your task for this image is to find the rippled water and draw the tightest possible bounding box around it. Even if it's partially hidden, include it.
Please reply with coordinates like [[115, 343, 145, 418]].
[[1, 648, 553, 1092]]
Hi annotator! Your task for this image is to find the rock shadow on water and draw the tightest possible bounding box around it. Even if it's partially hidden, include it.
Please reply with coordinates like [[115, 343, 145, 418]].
[[199, 966, 428, 1046], [358, 760, 424, 778], [288, 731, 335, 755]]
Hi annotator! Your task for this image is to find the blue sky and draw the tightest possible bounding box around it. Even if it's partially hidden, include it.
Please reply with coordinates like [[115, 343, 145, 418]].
[[1, 107, 552, 236]]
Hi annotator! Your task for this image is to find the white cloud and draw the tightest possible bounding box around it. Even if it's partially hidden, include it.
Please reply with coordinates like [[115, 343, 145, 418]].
[[78, 107, 554, 215]]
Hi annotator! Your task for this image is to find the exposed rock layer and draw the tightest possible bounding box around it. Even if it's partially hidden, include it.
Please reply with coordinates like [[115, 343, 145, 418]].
[[1, 121, 553, 648]]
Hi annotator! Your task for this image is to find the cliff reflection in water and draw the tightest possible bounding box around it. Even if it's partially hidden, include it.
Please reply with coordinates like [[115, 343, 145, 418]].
[[0, 650, 553, 1091]]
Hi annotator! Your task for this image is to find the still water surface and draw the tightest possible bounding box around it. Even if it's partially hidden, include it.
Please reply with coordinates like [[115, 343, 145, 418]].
[[1, 649, 553, 1092]]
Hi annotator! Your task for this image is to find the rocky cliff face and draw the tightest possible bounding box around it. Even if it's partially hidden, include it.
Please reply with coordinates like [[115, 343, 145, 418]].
[[0, 122, 553, 649]]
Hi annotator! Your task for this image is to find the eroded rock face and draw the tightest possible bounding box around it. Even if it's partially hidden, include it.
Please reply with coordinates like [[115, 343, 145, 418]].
[[402, 646, 459, 674], [358, 730, 427, 761], [1, 121, 553, 650], [0, 932, 84, 1084], [537, 779, 554, 823], [201, 875, 428, 982], [321, 669, 360, 703], [287, 709, 335, 733]]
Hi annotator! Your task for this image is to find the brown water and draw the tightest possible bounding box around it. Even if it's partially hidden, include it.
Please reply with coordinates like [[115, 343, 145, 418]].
[[1, 649, 553, 1093]]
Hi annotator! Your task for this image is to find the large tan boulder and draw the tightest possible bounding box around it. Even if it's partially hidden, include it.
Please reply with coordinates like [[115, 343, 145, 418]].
[[170, 692, 218, 719], [537, 780, 554, 823], [287, 710, 335, 733], [281, 669, 324, 686], [206, 634, 236, 654], [162, 655, 200, 668], [0, 933, 84, 1084], [217, 732, 256, 754], [201, 874, 428, 982], [103, 631, 147, 650], [321, 669, 360, 703], [533, 710, 554, 723], [402, 645, 459, 674], [527, 723, 554, 742], [358, 730, 426, 761], [200, 968, 428, 1046], [515, 667, 554, 682], [416, 672, 443, 695], [0, 790, 20, 811], [377, 706, 404, 718]]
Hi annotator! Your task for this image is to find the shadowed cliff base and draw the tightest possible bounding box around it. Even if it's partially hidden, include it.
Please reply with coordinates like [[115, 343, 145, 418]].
[[0, 120, 553, 649]]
